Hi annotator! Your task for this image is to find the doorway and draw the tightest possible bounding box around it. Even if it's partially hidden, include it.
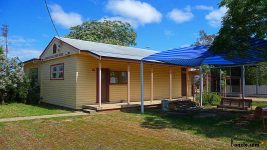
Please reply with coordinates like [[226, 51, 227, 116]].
[[96, 68, 110, 103], [181, 68, 187, 96]]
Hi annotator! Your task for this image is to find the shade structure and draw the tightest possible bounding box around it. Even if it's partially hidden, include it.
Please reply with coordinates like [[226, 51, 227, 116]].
[[143, 38, 267, 66], [140, 38, 267, 113]]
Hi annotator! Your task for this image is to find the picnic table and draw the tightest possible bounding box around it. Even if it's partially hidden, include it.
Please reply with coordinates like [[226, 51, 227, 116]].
[[217, 97, 252, 110]]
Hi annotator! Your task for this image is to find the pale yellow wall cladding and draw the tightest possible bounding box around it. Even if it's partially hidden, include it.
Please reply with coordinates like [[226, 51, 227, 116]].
[[75, 54, 190, 108], [37, 38, 79, 109], [40, 55, 77, 109], [24, 38, 193, 109]]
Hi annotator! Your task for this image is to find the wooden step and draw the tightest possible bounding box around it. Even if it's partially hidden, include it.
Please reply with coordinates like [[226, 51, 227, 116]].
[[82, 109, 96, 114], [82, 105, 98, 110]]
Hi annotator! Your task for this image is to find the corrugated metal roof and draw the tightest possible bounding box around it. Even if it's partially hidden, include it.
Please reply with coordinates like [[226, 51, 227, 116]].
[[57, 37, 157, 60]]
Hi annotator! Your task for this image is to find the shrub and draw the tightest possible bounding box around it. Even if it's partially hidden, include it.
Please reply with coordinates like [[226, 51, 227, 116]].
[[0, 54, 30, 104], [196, 92, 221, 106]]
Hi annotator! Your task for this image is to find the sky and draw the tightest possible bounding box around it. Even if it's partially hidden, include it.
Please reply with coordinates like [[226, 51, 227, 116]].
[[0, 0, 227, 61]]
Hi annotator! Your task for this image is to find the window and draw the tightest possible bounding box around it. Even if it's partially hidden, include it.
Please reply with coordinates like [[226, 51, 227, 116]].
[[29, 68, 38, 83], [50, 63, 64, 80], [53, 44, 57, 54], [110, 71, 128, 84]]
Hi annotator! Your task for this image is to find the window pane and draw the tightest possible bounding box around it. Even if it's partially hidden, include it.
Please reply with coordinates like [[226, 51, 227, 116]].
[[120, 72, 128, 84], [52, 73, 57, 78], [59, 65, 64, 71], [51, 64, 64, 79], [110, 71, 127, 84], [53, 44, 57, 54], [110, 72, 118, 83], [53, 66, 57, 72], [58, 72, 64, 78]]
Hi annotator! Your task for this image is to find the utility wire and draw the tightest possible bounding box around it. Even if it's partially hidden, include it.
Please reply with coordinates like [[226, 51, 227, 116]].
[[44, 0, 60, 37]]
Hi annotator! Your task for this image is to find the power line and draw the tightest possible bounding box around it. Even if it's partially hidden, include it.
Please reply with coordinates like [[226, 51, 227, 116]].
[[44, 0, 60, 37]]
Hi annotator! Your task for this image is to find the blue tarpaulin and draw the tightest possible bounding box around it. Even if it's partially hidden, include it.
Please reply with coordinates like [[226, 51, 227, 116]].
[[143, 38, 267, 66]]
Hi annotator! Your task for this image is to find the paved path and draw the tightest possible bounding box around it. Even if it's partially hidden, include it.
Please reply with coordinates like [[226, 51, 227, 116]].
[[0, 112, 88, 123]]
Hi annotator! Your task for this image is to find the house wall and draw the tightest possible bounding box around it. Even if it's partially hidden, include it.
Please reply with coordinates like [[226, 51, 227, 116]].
[[39, 55, 77, 109], [75, 54, 190, 108], [24, 53, 192, 109]]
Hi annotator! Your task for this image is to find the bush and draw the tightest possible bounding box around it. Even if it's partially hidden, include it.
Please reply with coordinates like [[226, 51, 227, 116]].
[[197, 92, 221, 106], [0, 55, 30, 104]]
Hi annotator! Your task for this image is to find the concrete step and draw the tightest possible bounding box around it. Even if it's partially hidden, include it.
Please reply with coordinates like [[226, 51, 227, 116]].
[[82, 109, 96, 114]]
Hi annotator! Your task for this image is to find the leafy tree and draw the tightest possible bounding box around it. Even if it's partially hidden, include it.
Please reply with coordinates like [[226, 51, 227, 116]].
[[0, 54, 29, 104], [245, 63, 267, 85], [66, 19, 137, 46], [193, 30, 216, 92], [194, 30, 216, 46], [210, 0, 267, 57], [0, 46, 3, 54]]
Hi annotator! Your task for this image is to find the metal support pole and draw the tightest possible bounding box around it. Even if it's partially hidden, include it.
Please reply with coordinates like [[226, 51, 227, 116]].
[[241, 65, 245, 99], [230, 67, 232, 94], [150, 66, 154, 103], [219, 68, 222, 95], [140, 61, 144, 113], [256, 65, 259, 95], [200, 66, 203, 107]]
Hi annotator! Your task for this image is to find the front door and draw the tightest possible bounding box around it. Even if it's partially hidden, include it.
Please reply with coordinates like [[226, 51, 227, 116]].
[[181, 68, 187, 96], [96, 68, 110, 103]]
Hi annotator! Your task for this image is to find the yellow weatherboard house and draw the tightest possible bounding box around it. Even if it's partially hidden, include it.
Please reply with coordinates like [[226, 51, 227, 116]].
[[24, 37, 193, 110]]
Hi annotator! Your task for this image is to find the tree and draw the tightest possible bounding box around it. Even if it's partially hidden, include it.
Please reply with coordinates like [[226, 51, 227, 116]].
[[193, 30, 216, 92], [245, 63, 267, 85], [194, 30, 216, 46], [0, 46, 3, 54], [210, 0, 267, 57], [0, 54, 29, 104], [66, 19, 137, 46]]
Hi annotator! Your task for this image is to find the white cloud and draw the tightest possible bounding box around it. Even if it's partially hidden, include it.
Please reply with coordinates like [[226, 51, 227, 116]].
[[195, 5, 214, 11], [8, 36, 36, 47], [205, 6, 227, 27], [0, 35, 41, 61], [106, 0, 162, 27], [167, 7, 194, 23], [9, 48, 42, 61], [49, 4, 83, 28]]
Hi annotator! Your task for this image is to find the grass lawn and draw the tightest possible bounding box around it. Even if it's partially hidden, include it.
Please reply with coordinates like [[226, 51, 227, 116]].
[[253, 101, 267, 107], [0, 103, 72, 119], [0, 108, 266, 149]]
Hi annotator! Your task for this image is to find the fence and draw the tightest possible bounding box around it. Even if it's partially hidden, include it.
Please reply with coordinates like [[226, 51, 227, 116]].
[[225, 85, 267, 97]]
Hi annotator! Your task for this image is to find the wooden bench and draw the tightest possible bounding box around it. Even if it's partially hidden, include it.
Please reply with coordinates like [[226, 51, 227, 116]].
[[217, 97, 252, 110]]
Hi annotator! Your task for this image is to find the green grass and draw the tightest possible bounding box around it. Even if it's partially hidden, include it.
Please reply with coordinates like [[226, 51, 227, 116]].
[[253, 102, 267, 107], [0, 108, 266, 149], [0, 103, 72, 119]]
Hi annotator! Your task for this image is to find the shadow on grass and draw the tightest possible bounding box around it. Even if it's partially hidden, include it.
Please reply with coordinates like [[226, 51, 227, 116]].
[[121, 107, 265, 143], [2, 102, 74, 112], [30, 102, 74, 112]]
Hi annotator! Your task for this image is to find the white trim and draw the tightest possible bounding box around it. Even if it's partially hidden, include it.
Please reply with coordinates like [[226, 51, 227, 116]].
[[98, 60, 102, 108], [150, 66, 154, 103], [127, 64, 131, 104]]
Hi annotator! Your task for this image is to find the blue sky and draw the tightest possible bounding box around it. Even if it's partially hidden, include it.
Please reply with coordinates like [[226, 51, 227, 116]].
[[0, 0, 227, 61]]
